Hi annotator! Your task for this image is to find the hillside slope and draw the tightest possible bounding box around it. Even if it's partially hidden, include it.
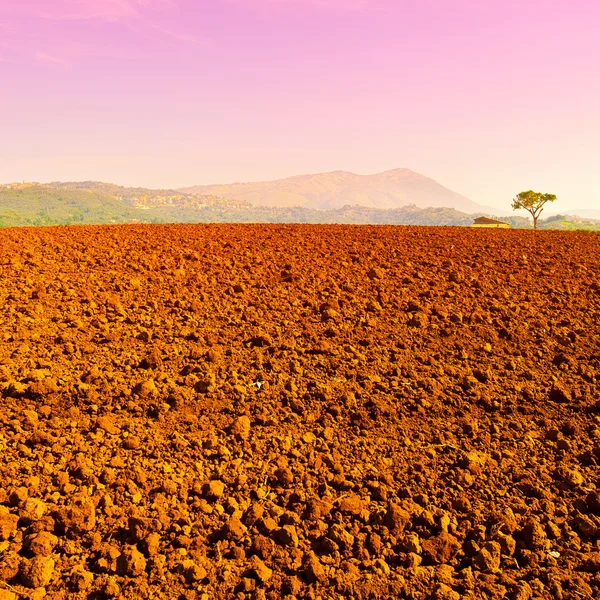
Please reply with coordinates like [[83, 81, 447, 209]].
[[182, 168, 499, 213], [0, 186, 142, 227], [1, 182, 594, 229], [563, 208, 600, 220]]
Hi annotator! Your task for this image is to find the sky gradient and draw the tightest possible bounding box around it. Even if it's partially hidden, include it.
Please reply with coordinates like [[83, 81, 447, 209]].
[[1, 0, 599, 211]]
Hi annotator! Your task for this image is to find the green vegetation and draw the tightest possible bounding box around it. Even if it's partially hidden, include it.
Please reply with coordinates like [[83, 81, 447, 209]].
[[0, 186, 143, 227], [539, 214, 600, 231], [49, 180, 182, 200], [1, 183, 597, 230], [512, 190, 557, 230]]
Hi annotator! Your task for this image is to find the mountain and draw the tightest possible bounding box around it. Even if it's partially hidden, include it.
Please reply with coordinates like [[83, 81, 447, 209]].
[[181, 168, 500, 214]]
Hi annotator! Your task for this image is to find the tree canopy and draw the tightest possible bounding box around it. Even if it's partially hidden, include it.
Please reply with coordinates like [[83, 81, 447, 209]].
[[512, 190, 557, 230]]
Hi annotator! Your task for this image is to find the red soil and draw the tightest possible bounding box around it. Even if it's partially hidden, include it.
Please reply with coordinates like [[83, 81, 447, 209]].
[[0, 224, 599, 600]]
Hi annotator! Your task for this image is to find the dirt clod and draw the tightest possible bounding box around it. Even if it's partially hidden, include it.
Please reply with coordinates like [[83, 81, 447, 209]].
[[20, 556, 55, 588]]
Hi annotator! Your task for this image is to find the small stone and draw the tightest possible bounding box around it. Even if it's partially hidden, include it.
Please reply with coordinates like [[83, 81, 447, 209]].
[[472, 541, 501, 572], [275, 525, 299, 548], [222, 517, 247, 541], [96, 416, 120, 435], [549, 383, 571, 403], [328, 524, 354, 550], [101, 577, 121, 597], [143, 533, 161, 557], [586, 490, 600, 514], [230, 416, 251, 440], [432, 583, 461, 600], [9, 487, 29, 506], [563, 468, 584, 487], [0, 507, 19, 540], [28, 531, 58, 556], [182, 559, 207, 582], [513, 582, 533, 600], [0, 590, 17, 600], [303, 551, 326, 583], [124, 435, 141, 450], [20, 556, 55, 588], [203, 480, 225, 500], [520, 517, 548, 550], [374, 558, 391, 575], [338, 494, 365, 516], [302, 432, 316, 444], [497, 534, 516, 556], [274, 466, 294, 486], [384, 502, 410, 535], [134, 379, 158, 398], [367, 267, 385, 279], [421, 532, 461, 564], [250, 555, 273, 583], [545, 521, 561, 540], [366, 532, 382, 556], [406, 552, 422, 569], [117, 545, 147, 577], [70, 564, 94, 591], [57, 497, 96, 534], [20, 498, 46, 523], [400, 533, 422, 554]]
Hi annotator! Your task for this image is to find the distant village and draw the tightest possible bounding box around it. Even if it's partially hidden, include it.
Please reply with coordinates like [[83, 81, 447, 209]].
[[0, 182, 38, 190], [0, 182, 251, 211], [122, 194, 251, 210]]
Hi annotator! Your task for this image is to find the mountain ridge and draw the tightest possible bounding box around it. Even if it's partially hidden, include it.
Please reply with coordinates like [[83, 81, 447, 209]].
[[180, 168, 504, 215]]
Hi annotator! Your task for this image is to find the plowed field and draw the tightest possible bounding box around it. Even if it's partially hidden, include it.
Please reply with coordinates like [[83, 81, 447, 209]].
[[1, 224, 599, 600]]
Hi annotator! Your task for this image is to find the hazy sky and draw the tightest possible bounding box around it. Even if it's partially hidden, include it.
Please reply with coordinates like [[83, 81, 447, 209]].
[[1, 0, 599, 211]]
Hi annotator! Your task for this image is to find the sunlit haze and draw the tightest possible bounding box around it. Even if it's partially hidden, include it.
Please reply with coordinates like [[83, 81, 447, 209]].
[[1, 0, 599, 211]]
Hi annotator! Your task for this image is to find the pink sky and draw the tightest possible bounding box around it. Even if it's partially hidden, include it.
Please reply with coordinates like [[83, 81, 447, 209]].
[[1, 0, 599, 210]]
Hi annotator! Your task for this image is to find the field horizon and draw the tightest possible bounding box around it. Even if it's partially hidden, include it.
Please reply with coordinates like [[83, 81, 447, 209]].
[[1, 178, 598, 230]]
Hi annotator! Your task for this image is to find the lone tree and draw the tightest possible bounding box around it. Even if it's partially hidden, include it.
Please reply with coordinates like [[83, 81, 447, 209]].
[[512, 190, 557, 231]]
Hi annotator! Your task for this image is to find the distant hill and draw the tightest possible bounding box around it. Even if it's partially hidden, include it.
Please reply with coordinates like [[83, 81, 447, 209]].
[[539, 214, 600, 231], [49, 180, 187, 200], [0, 185, 527, 228], [561, 209, 600, 220], [49, 181, 251, 210], [0, 185, 140, 227], [181, 168, 501, 214], [1, 180, 596, 230]]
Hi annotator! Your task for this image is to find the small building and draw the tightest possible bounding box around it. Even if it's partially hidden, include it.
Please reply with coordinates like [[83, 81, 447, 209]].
[[471, 216, 510, 228]]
